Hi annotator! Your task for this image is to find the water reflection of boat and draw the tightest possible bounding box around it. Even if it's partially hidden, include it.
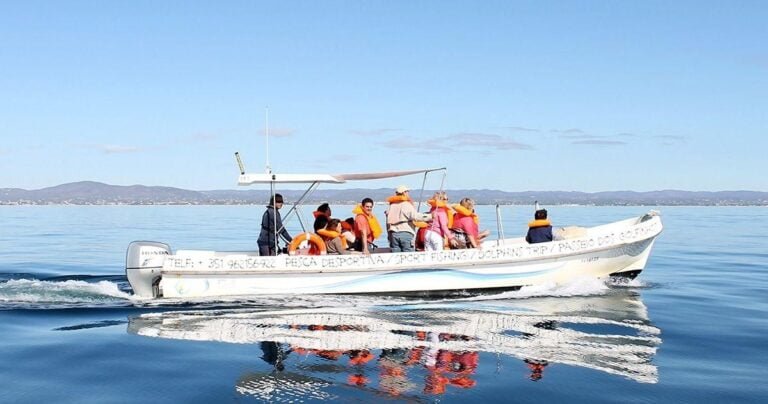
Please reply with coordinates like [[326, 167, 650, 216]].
[[127, 290, 661, 398]]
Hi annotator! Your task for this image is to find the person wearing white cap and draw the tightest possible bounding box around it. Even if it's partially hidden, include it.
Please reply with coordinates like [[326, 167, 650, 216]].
[[385, 185, 431, 252]]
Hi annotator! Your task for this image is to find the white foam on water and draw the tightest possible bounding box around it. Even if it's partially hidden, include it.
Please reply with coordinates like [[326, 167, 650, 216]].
[[0, 279, 132, 306], [608, 277, 646, 288], [0, 274, 634, 310], [449, 276, 611, 303]]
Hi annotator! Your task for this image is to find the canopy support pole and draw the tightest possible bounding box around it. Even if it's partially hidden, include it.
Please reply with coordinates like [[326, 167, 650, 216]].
[[415, 167, 447, 211], [417, 172, 429, 211], [278, 181, 320, 234], [496, 204, 505, 246]]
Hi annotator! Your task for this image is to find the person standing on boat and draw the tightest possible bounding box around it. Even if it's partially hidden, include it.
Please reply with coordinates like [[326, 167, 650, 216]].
[[385, 185, 431, 252], [526, 208, 553, 244], [258, 194, 293, 256], [353, 198, 382, 254], [425, 192, 457, 251]]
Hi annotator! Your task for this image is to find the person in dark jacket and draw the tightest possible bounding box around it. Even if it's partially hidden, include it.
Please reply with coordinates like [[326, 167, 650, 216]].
[[312, 203, 332, 232], [313, 215, 329, 233], [526, 209, 553, 244], [258, 194, 292, 256], [260, 341, 291, 371]]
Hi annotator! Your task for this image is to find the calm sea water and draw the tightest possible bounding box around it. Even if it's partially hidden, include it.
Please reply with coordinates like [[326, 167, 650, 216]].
[[1, 205, 766, 403]]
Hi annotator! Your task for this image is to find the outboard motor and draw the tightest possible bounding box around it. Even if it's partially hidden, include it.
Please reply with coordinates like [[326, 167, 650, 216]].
[[126, 241, 171, 298]]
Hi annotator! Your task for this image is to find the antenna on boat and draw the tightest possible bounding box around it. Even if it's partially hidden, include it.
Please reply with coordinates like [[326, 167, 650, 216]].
[[264, 107, 280, 254], [234, 152, 245, 175], [264, 107, 272, 174]]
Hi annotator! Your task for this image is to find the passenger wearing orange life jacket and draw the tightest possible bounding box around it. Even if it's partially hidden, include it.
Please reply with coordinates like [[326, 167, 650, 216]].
[[524, 359, 549, 381], [317, 218, 351, 255], [353, 198, 383, 254], [385, 185, 432, 252], [451, 198, 491, 248], [451, 198, 481, 249], [425, 192, 457, 251], [340, 217, 356, 247]]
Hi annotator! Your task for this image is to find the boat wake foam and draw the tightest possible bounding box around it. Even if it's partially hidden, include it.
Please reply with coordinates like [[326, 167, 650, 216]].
[[472, 277, 611, 301], [0, 279, 133, 309]]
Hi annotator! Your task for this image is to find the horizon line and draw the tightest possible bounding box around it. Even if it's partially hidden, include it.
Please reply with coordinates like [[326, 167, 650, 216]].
[[3, 180, 768, 194]]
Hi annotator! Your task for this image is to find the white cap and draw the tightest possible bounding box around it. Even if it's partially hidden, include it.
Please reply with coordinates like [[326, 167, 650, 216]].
[[395, 185, 410, 194]]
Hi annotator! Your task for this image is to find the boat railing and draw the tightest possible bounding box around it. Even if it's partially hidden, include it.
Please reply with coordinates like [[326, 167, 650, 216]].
[[278, 182, 322, 234], [495, 204, 505, 246]]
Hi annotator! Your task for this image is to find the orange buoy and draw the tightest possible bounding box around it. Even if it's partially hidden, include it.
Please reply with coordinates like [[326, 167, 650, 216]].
[[288, 233, 327, 255]]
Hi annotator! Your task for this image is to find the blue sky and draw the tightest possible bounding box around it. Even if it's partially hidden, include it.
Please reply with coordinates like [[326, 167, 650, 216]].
[[1, 1, 765, 192]]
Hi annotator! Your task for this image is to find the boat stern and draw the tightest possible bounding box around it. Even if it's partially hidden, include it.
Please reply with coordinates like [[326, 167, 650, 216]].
[[126, 241, 171, 298]]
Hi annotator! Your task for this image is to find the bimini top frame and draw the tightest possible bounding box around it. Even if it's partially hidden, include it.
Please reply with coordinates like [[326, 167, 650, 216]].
[[237, 168, 446, 186], [238, 166, 447, 249]]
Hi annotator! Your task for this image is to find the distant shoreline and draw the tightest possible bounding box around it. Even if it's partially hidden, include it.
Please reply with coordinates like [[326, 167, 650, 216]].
[[2, 181, 767, 206], [1, 202, 766, 207]]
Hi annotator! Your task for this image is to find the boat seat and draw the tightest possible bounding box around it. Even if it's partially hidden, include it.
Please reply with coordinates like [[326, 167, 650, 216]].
[[554, 226, 588, 240]]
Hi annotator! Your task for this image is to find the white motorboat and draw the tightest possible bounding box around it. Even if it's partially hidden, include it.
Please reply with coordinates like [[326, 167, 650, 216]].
[[125, 168, 663, 299]]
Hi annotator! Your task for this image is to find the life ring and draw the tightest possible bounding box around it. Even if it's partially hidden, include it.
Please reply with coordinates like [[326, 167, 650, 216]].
[[288, 232, 327, 255]]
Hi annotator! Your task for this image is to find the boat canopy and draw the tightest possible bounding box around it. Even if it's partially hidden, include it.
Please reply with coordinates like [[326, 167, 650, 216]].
[[238, 168, 445, 186]]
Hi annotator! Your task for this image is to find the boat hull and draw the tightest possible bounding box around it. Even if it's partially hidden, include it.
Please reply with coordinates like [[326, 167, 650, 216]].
[[126, 213, 662, 299]]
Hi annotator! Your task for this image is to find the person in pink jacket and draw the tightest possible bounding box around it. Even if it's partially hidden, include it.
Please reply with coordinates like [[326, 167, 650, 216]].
[[424, 192, 457, 251]]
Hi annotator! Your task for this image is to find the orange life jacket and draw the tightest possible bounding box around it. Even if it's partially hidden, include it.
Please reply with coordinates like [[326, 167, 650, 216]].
[[388, 194, 428, 228], [347, 374, 368, 386], [427, 199, 454, 229], [386, 194, 411, 204], [316, 228, 347, 250], [528, 219, 551, 228], [452, 204, 479, 225], [348, 351, 374, 365], [449, 376, 476, 388], [352, 204, 383, 239]]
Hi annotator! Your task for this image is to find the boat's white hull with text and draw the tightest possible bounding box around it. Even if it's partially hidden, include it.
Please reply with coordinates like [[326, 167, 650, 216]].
[[126, 212, 662, 299]]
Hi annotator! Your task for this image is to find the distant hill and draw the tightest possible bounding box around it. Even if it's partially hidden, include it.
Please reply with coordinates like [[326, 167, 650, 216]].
[[1, 181, 767, 206], [0, 181, 208, 205]]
